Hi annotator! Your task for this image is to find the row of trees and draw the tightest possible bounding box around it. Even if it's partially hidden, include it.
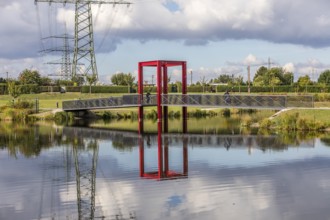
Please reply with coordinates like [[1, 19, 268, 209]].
[[3, 67, 330, 97], [2, 69, 99, 98], [1, 69, 135, 87], [197, 67, 330, 88], [1, 69, 78, 87]]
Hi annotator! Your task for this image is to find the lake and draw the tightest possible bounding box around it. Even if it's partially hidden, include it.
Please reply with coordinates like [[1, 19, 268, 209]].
[[1, 121, 330, 220]]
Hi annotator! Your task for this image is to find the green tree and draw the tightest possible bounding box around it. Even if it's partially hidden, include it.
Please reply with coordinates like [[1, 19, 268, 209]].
[[111, 73, 125, 85], [18, 69, 41, 85], [253, 67, 293, 86], [318, 70, 330, 85], [253, 66, 268, 82], [198, 76, 209, 92], [86, 74, 98, 93], [124, 73, 136, 87], [268, 68, 283, 86], [253, 66, 269, 86], [283, 72, 294, 85], [214, 74, 233, 84], [111, 72, 135, 86], [40, 76, 52, 86], [297, 75, 312, 87], [7, 80, 21, 99]]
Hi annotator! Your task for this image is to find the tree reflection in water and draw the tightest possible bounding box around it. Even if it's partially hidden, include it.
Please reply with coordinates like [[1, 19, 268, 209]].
[[0, 122, 326, 158], [0, 122, 329, 219]]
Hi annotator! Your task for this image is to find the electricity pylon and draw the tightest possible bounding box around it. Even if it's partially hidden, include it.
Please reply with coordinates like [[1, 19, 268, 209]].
[[73, 140, 101, 219], [35, 0, 131, 81], [42, 33, 73, 80]]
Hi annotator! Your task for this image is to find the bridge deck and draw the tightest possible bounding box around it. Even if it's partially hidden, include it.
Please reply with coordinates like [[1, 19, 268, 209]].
[[62, 94, 314, 111]]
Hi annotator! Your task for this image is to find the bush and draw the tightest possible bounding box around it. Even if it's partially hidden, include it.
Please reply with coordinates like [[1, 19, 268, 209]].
[[54, 111, 75, 123], [259, 118, 273, 129], [221, 108, 231, 117], [66, 86, 82, 92], [39, 86, 61, 93], [2, 108, 33, 121], [188, 85, 204, 93], [314, 93, 330, 102], [296, 118, 309, 131], [0, 83, 7, 94], [278, 113, 299, 131], [81, 86, 128, 93], [16, 84, 40, 94], [240, 115, 253, 127], [12, 100, 34, 109], [238, 109, 257, 114]]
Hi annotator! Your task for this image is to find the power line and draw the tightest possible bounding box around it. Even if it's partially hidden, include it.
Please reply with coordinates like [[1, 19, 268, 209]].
[[35, 0, 132, 81]]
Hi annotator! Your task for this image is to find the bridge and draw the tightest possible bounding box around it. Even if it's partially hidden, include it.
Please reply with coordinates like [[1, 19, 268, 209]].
[[62, 60, 315, 134], [62, 94, 314, 111]]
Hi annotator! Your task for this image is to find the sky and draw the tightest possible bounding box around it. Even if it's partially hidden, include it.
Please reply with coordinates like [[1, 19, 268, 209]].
[[2, 0, 330, 84]]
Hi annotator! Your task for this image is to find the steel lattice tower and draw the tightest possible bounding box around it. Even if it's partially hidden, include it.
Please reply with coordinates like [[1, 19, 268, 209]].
[[42, 32, 73, 80], [61, 32, 72, 79], [35, 0, 131, 81]]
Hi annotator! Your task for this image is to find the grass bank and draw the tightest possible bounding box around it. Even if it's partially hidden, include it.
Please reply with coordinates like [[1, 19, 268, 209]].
[[260, 108, 330, 131]]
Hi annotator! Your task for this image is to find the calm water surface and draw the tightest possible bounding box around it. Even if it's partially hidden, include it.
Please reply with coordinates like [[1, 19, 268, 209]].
[[1, 122, 330, 220]]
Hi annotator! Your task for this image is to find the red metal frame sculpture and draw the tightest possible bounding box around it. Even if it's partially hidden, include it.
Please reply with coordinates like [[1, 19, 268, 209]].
[[138, 60, 188, 180], [138, 60, 187, 134]]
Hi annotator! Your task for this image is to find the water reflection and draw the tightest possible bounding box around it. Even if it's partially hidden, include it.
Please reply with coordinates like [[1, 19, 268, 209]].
[[139, 135, 188, 180], [0, 123, 330, 219], [0, 122, 324, 158]]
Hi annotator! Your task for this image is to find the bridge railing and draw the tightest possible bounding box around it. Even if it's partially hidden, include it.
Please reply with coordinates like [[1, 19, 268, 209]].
[[162, 94, 314, 109], [285, 95, 314, 108], [62, 94, 314, 111], [62, 95, 141, 111]]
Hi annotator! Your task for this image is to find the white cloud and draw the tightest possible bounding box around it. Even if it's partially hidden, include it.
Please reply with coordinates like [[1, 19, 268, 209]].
[[283, 63, 295, 73], [243, 54, 261, 65], [3, 0, 330, 80], [2, 0, 330, 58], [0, 58, 49, 78]]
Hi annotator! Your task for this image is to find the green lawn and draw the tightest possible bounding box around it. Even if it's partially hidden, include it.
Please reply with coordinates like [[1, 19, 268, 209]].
[[0, 93, 120, 109]]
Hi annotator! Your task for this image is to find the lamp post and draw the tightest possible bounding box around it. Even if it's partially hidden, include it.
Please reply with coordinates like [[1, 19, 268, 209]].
[[190, 70, 192, 85], [6, 72, 8, 94], [247, 65, 251, 93], [291, 74, 294, 93]]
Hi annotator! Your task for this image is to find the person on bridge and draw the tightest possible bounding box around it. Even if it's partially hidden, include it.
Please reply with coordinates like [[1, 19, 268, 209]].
[[146, 91, 151, 104], [224, 90, 231, 104]]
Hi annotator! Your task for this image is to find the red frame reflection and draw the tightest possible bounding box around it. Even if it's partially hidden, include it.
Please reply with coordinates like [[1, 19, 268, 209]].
[[139, 134, 188, 180]]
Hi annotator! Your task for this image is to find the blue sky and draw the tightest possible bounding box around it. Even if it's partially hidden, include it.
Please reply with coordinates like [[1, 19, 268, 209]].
[[1, 0, 330, 84]]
